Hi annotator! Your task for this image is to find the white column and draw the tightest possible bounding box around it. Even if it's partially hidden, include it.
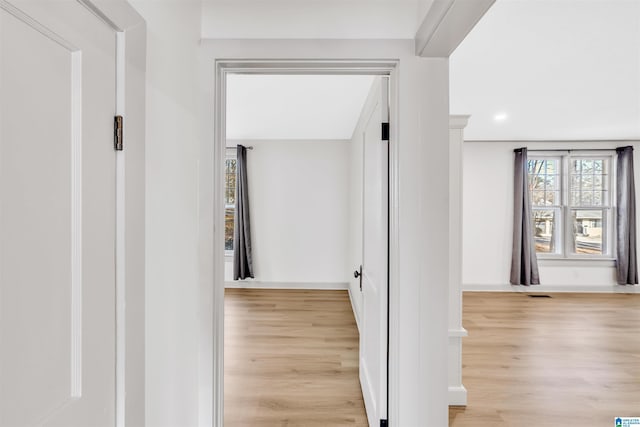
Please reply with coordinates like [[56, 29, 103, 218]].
[[448, 115, 469, 405], [391, 55, 452, 427], [413, 57, 451, 426]]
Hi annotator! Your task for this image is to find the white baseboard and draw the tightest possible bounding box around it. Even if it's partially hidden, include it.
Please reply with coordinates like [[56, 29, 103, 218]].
[[448, 328, 468, 338], [225, 281, 349, 290], [348, 287, 360, 333], [463, 283, 640, 293], [448, 386, 467, 406]]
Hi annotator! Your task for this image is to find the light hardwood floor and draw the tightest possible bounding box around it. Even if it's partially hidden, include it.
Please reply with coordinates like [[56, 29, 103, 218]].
[[224, 289, 368, 426], [451, 292, 640, 427], [225, 289, 640, 427]]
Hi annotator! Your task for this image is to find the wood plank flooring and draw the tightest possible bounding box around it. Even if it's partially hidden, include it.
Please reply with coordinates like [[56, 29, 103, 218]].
[[450, 292, 640, 427], [225, 289, 640, 426], [224, 289, 368, 426]]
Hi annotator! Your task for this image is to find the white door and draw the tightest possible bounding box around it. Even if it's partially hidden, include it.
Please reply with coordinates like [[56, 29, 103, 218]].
[[0, 1, 117, 425], [349, 110, 364, 327], [359, 77, 389, 427]]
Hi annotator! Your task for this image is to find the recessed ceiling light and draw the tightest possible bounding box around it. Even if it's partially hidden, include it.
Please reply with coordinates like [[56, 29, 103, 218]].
[[494, 113, 508, 122]]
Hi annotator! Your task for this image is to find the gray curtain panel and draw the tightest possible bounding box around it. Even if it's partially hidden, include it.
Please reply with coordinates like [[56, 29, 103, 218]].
[[510, 148, 540, 285], [615, 146, 638, 285], [234, 145, 254, 280]]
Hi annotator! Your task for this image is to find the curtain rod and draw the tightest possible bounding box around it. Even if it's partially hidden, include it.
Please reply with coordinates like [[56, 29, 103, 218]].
[[226, 145, 253, 150], [515, 148, 623, 153]]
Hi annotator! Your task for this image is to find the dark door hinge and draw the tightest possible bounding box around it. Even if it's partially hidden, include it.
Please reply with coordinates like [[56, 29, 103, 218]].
[[381, 122, 389, 141], [380, 420, 388, 427], [114, 115, 123, 151]]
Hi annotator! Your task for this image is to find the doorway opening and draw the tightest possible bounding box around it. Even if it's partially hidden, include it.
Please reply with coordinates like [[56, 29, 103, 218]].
[[214, 63, 397, 426]]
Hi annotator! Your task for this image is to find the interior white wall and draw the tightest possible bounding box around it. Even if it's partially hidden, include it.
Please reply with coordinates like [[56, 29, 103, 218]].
[[127, 1, 202, 425], [201, 0, 422, 39], [462, 140, 640, 292], [224, 139, 350, 286]]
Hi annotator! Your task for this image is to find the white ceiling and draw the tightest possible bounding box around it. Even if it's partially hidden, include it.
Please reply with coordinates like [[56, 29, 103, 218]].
[[221, 0, 640, 142], [202, 0, 433, 39], [226, 74, 375, 141], [450, 0, 640, 141]]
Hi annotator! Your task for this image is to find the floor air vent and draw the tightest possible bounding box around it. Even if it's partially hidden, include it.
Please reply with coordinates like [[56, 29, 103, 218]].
[[528, 294, 552, 298]]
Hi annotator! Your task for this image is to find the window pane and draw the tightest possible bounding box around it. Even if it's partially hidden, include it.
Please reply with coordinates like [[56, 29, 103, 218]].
[[225, 158, 237, 205], [225, 156, 237, 251], [531, 191, 545, 205], [528, 159, 559, 207], [569, 157, 610, 208], [545, 190, 559, 205], [571, 160, 580, 174], [594, 160, 603, 173], [593, 191, 601, 206], [544, 175, 556, 190], [570, 191, 580, 206], [571, 210, 604, 255], [533, 209, 559, 254], [225, 208, 234, 251], [226, 158, 236, 174], [580, 191, 593, 206], [226, 187, 235, 205], [545, 161, 556, 174], [593, 175, 603, 190], [570, 175, 580, 190]]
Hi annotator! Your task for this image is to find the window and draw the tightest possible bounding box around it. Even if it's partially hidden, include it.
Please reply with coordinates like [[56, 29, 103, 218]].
[[225, 152, 237, 253], [528, 153, 614, 258]]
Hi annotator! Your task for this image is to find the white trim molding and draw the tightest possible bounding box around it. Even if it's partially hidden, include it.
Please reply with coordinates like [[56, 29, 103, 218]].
[[448, 328, 468, 338], [415, 0, 495, 57], [210, 58, 400, 427], [448, 386, 468, 406], [449, 115, 470, 129], [201, 40, 455, 426], [463, 283, 640, 293], [348, 287, 361, 332], [70, 50, 83, 399], [448, 115, 469, 407], [0, 0, 78, 50], [224, 281, 348, 290]]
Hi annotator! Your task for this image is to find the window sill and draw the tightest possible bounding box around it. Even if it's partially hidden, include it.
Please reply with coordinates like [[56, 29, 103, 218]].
[[225, 252, 233, 260], [538, 258, 616, 267]]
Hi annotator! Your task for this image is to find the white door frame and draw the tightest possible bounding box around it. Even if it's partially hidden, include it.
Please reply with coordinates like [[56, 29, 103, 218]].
[[113, 12, 146, 427], [99, 7, 147, 425], [211, 60, 399, 425], [62, 2, 147, 425]]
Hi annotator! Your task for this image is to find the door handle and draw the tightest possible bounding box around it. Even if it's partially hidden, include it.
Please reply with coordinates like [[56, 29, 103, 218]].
[[354, 265, 363, 291]]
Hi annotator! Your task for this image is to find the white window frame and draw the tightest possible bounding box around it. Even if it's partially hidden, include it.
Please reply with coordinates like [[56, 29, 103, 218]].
[[224, 148, 236, 257], [529, 150, 616, 261]]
